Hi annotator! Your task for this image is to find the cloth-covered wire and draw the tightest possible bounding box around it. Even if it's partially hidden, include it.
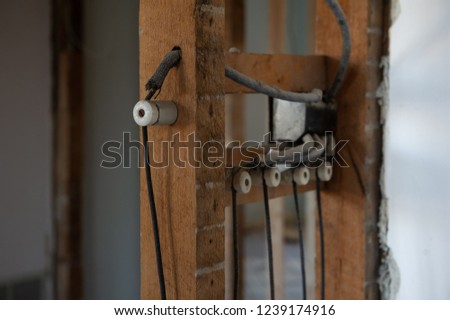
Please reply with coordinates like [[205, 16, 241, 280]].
[[145, 49, 181, 100], [262, 169, 275, 300], [224, 0, 350, 104], [265, 142, 325, 167], [231, 181, 239, 300], [141, 48, 181, 300], [315, 170, 325, 300], [324, 0, 351, 102], [225, 66, 322, 103], [292, 180, 307, 300]]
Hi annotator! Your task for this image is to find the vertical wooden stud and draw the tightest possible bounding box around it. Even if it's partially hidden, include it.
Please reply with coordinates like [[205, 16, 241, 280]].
[[224, 0, 245, 300], [268, 0, 286, 300], [139, 0, 226, 299], [53, 0, 83, 299], [314, 0, 388, 299]]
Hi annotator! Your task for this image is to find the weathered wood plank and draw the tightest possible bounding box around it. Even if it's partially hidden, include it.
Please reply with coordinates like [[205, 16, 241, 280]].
[[268, 0, 287, 300], [53, 0, 83, 299], [314, 0, 387, 299], [55, 52, 83, 300], [225, 53, 327, 94], [228, 182, 316, 206], [224, 0, 245, 300], [140, 0, 225, 299]]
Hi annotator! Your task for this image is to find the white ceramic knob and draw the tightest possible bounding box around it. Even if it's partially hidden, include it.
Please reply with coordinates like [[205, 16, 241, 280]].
[[233, 171, 252, 194], [133, 100, 178, 126], [281, 167, 310, 185], [311, 162, 333, 182], [264, 168, 281, 187], [293, 166, 310, 185], [133, 100, 158, 126]]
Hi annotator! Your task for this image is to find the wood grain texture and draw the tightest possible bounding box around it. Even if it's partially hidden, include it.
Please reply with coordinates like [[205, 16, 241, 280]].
[[53, 0, 83, 299], [224, 0, 246, 144], [140, 0, 225, 299], [314, 0, 388, 299], [269, 0, 286, 54], [54, 52, 83, 300], [268, 0, 286, 299], [225, 53, 327, 94], [228, 182, 316, 206], [224, 0, 245, 300], [225, 0, 245, 52]]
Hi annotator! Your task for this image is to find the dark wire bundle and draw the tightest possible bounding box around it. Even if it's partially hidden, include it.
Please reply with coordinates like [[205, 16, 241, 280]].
[[226, 0, 349, 300]]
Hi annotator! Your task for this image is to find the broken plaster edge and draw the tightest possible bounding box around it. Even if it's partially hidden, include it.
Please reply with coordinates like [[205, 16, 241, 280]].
[[376, 0, 402, 300]]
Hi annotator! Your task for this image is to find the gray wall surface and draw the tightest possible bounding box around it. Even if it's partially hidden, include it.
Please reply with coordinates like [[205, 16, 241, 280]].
[[0, 0, 52, 297], [82, 0, 140, 299]]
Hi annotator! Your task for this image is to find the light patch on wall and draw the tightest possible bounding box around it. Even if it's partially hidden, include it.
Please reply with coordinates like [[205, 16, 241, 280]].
[[377, 0, 402, 300]]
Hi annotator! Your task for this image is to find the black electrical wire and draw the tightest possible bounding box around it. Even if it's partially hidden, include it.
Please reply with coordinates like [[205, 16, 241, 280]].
[[231, 182, 239, 300], [292, 180, 307, 300], [225, 0, 350, 104], [139, 48, 181, 300], [145, 49, 181, 100], [315, 170, 325, 300], [262, 170, 275, 300], [324, 0, 351, 102], [142, 124, 166, 300]]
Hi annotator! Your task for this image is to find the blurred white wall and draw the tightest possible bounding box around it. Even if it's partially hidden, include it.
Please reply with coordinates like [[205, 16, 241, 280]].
[[83, 0, 140, 299], [0, 0, 52, 297], [387, 0, 450, 299]]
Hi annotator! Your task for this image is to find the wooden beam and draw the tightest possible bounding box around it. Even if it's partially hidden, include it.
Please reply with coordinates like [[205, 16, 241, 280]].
[[268, 0, 286, 300], [225, 53, 327, 94], [53, 0, 83, 300], [269, 0, 286, 54], [228, 182, 316, 206], [224, 1, 246, 143], [225, 0, 245, 300], [314, 0, 388, 299], [140, 0, 226, 299], [225, 0, 245, 52]]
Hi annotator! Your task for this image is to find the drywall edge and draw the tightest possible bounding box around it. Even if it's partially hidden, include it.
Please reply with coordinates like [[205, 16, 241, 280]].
[[376, 0, 402, 300]]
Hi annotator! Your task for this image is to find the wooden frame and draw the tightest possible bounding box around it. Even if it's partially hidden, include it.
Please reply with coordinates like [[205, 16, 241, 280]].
[[52, 0, 83, 300], [139, 0, 388, 300], [140, 0, 226, 299], [314, 0, 388, 299], [224, 0, 245, 300]]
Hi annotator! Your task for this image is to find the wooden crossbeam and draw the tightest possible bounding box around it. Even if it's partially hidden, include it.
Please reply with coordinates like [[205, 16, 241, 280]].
[[227, 182, 316, 206], [225, 53, 328, 94]]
